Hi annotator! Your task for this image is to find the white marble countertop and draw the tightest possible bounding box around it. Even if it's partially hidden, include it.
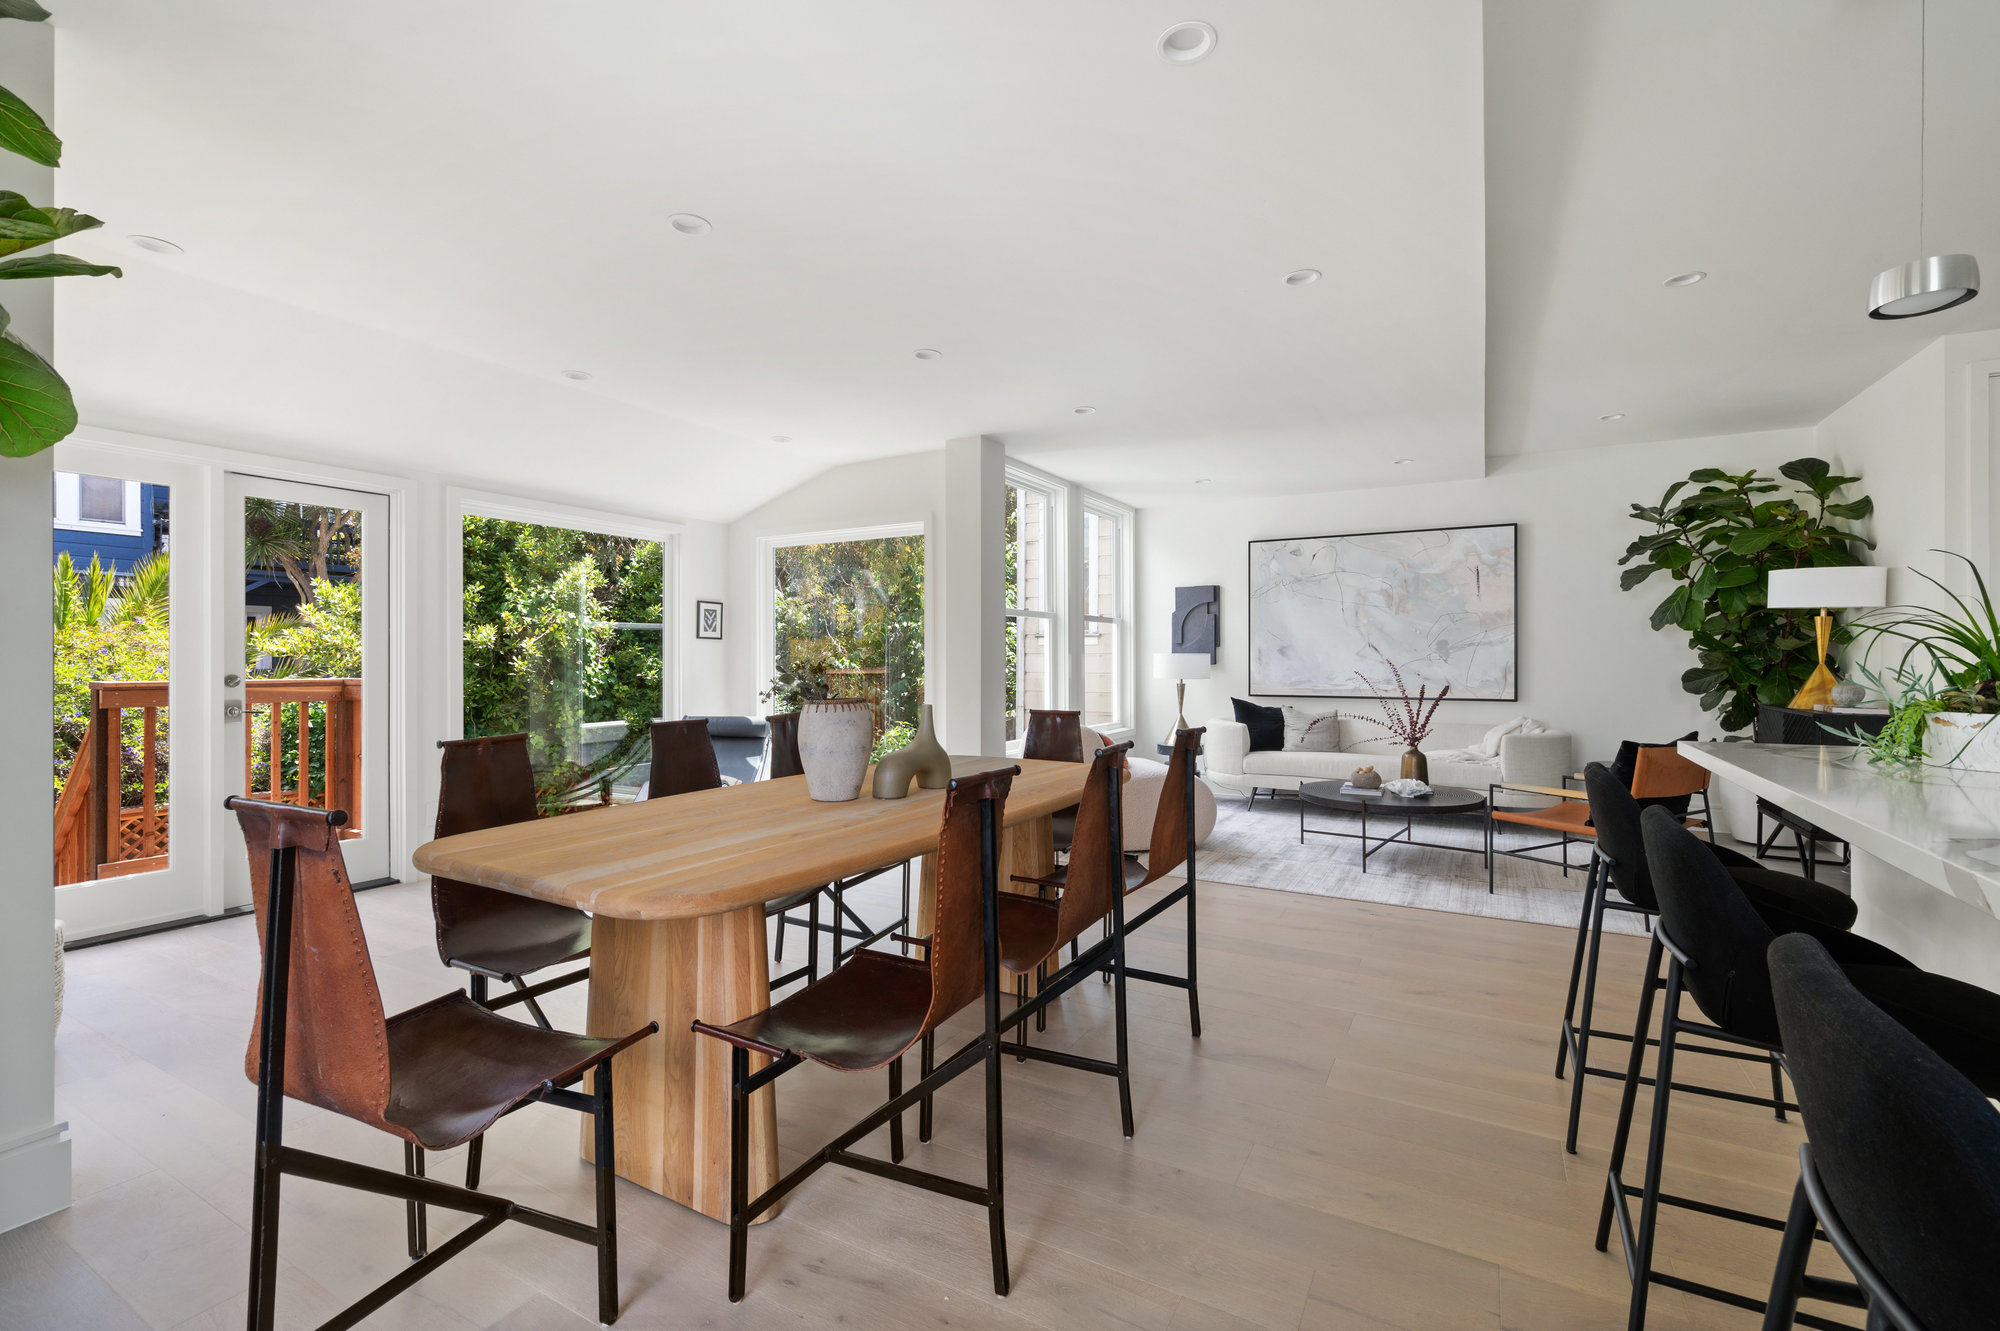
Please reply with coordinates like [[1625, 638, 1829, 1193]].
[[1679, 741, 2000, 922]]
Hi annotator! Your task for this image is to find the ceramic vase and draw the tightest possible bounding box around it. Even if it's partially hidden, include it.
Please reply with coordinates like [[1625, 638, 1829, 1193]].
[[798, 698, 874, 802], [1400, 747, 1429, 783], [871, 703, 952, 798]]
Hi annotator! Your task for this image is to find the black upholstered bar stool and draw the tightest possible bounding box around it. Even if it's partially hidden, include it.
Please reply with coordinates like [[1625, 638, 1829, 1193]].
[[1763, 934, 2000, 1331], [1599, 808, 2000, 1330], [1556, 761, 1861, 1151]]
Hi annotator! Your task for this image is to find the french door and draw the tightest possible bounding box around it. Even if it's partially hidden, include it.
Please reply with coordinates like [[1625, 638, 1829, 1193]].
[[222, 474, 392, 899]]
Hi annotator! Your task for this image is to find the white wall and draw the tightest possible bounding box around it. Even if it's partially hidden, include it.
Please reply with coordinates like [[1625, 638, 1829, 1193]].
[[1133, 428, 1823, 766]]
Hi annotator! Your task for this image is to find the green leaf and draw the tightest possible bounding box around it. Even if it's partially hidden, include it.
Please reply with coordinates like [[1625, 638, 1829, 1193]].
[[0, 0, 53, 20], [1779, 457, 1832, 488], [1651, 586, 1691, 632], [0, 322, 76, 455], [1715, 565, 1758, 587], [1825, 497, 1874, 521], [1687, 468, 1729, 484], [1728, 528, 1781, 556], [1699, 687, 1728, 713], [1717, 584, 1753, 616], [1682, 667, 1727, 692], [1655, 543, 1694, 572], [1619, 563, 1658, 591], [0, 252, 120, 280], [0, 84, 60, 168], [0, 196, 104, 258], [1691, 567, 1718, 602]]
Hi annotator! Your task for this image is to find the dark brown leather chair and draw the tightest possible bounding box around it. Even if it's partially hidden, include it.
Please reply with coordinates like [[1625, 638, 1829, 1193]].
[[1119, 726, 1205, 1036], [1023, 708, 1085, 853], [645, 718, 723, 798], [432, 735, 591, 1029], [229, 796, 655, 1330], [764, 710, 805, 778], [692, 766, 1019, 1304], [992, 740, 1136, 1136]]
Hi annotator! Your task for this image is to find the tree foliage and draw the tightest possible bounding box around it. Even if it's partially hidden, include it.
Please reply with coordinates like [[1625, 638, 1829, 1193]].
[[248, 577, 362, 676], [766, 535, 924, 758], [1619, 458, 1874, 732], [52, 552, 169, 805]]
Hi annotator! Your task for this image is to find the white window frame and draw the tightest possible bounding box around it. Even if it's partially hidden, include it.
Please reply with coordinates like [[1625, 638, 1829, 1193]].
[[54, 471, 143, 536], [1003, 466, 1065, 751], [758, 520, 928, 713], [1081, 494, 1134, 734]]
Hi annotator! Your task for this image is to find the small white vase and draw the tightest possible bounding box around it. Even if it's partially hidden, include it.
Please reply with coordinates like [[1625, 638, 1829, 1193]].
[[1924, 711, 2000, 772], [797, 698, 874, 802]]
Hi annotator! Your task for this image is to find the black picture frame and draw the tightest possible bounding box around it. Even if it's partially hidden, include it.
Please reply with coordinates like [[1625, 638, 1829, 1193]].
[[695, 600, 724, 640], [1246, 522, 1518, 700]]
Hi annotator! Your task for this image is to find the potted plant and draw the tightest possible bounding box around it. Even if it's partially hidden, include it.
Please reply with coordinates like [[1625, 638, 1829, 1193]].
[[1847, 551, 2000, 771], [1352, 661, 1449, 783]]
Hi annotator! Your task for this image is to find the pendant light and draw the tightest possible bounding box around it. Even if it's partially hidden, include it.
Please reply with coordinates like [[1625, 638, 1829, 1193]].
[[1869, 1, 1979, 319]]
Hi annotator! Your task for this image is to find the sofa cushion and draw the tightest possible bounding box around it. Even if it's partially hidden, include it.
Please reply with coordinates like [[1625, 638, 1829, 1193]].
[[1232, 698, 1284, 752], [1281, 705, 1342, 752], [1243, 750, 1378, 779]]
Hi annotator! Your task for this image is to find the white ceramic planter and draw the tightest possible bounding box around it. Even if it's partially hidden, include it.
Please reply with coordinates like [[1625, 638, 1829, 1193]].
[[1924, 711, 2000, 772], [797, 698, 875, 801]]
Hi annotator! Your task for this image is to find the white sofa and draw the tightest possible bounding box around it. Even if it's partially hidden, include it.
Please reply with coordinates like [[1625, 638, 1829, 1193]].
[[1120, 755, 1217, 851], [1202, 716, 1572, 802]]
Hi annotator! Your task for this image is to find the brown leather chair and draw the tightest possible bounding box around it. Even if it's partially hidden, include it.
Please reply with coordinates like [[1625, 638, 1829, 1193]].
[[993, 740, 1137, 1136], [1487, 744, 1713, 891], [1023, 708, 1085, 853], [229, 796, 655, 1330], [1119, 726, 1206, 1036], [646, 718, 723, 797], [764, 710, 805, 778], [432, 735, 591, 1028], [692, 766, 1019, 1304]]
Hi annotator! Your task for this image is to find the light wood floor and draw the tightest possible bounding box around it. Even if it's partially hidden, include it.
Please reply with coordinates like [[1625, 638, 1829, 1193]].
[[8, 872, 1862, 1330]]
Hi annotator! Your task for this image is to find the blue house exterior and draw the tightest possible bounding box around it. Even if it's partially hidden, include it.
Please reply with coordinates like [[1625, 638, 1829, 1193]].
[[52, 477, 170, 575]]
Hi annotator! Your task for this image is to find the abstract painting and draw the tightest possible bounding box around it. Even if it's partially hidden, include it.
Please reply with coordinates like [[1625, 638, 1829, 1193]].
[[1247, 524, 1516, 699]]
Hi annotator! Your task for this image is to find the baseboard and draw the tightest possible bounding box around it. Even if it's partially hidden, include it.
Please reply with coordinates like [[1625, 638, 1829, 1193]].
[[0, 1121, 71, 1233]]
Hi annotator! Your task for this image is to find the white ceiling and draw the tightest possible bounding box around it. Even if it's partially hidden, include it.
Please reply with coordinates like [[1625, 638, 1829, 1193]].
[[45, 1, 2000, 518]]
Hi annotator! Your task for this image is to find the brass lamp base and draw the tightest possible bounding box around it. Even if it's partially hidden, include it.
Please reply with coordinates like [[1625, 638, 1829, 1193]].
[[1786, 610, 1838, 710]]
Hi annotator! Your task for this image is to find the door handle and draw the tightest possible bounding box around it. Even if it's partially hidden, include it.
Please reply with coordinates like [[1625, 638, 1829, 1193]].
[[224, 700, 244, 721]]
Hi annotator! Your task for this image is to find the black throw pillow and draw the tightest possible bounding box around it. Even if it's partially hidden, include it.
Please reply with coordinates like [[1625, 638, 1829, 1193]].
[[1232, 698, 1284, 752], [1612, 732, 1700, 818]]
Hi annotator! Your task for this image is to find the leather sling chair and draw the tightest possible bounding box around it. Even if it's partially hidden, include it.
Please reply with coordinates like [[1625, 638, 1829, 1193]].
[[1599, 808, 2000, 1331], [1554, 761, 1862, 1152], [1487, 742, 1714, 890], [692, 766, 1021, 1303], [228, 796, 656, 1330], [1764, 934, 2000, 1331], [977, 739, 1137, 1138], [761, 708, 914, 983], [1109, 726, 1206, 1036], [431, 735, 592, 1034], [1022, 708, 1085, 853]]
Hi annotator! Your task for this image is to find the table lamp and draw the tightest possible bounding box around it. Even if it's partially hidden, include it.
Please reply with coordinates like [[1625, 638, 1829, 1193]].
[[1154, 651, 1211, 746], [1765, 566, 1889, 710]]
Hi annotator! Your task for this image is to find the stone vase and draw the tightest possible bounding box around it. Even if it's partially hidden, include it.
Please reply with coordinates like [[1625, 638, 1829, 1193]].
[[1400, 747, 1429, 783], [872, 703, 952, 799], [798, 698, 874, 802]]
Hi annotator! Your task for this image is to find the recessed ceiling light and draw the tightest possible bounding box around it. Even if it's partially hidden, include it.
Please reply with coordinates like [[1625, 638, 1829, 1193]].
[[1284, 269, 1322, 287], [1193, 478, 1212, 485], [770, 435, 792, 443], [1665, 271, 1706, 287], [1394, 458, 1415, 466], [913, 348, 942, 360], [128, 235, 182, 255], [668, 214, 711, 236], [1158, 21, 1217, 63], [560, 369, 593, 381], [1073, 406, 1096, 415], [1600, 412, 1625, 421]]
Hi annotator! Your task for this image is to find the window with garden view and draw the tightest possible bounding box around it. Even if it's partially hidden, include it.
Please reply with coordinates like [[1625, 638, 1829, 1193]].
[[766, 533, 925, 760], [1004, 479, 1055, 741], [461, 516, 665, 809]]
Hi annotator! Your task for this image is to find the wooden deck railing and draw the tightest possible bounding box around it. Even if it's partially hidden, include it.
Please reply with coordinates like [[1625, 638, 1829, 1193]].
[[53, 677, 363, 885]]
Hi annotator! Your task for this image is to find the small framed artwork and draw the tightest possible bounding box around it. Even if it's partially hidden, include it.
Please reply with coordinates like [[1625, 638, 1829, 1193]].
[[695, 600, 724, 640]]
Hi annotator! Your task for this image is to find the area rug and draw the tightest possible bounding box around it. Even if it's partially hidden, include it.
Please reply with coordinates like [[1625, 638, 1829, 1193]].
[[1196, 792, 1648, 936]]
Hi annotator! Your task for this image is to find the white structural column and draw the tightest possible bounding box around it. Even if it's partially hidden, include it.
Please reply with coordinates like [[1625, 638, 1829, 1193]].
[[0, 19, 71, 1234], [940, 435, 1005, 755]]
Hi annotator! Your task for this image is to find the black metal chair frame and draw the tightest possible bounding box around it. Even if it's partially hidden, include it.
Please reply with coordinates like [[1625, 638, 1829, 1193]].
[[1488, 777, 1714, 888], [1762, 1143, 1917, 1331], [238, 799, 652, 1331], [1106, 731, 1203, 1038], [1754, 798, 1851, 881], [1595, 920, 1858, 1331], [713, 786, 1013, 1304], [770, 859, 914, 989], [1555, 845, 1788, 1155]]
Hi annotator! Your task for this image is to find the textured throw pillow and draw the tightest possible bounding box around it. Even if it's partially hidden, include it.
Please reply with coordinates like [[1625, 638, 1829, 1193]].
[[1612, 732, 1700, 818], [1232, 698, 1284, 752], [1281, 705, 1342, 752]]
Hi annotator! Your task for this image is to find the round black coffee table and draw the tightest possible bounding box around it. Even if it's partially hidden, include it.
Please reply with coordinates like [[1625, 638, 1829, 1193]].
[[1297, 781, 1489, 873]]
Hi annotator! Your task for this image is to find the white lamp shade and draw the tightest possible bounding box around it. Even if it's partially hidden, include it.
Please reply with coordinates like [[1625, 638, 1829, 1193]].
[[1765, 566, 1888, 611], [1153, 651, 1212, 681]]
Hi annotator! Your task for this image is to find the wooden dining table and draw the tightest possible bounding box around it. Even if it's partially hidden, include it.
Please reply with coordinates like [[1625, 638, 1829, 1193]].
[[410, 755, 1088, 1224]]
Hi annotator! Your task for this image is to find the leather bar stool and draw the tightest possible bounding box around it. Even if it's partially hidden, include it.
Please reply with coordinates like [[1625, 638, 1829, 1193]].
[[1555, 761, 1861, 1152], [228, 797, 656, 1330], [1023, 708, 1085, 853], [1598, 808, 2000, 1330], [1488, 743, 1713, 888], [1764, 934, 2000, 1331], [431, 734, 591, 1030], [983, 740, 1138, 1136], [692, 766, 1021, 1303]]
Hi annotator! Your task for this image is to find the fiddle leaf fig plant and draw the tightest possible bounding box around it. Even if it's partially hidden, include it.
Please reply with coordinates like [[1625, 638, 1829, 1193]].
[[0, 1, 121, 458], [1619, 458, 1875, 733]]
